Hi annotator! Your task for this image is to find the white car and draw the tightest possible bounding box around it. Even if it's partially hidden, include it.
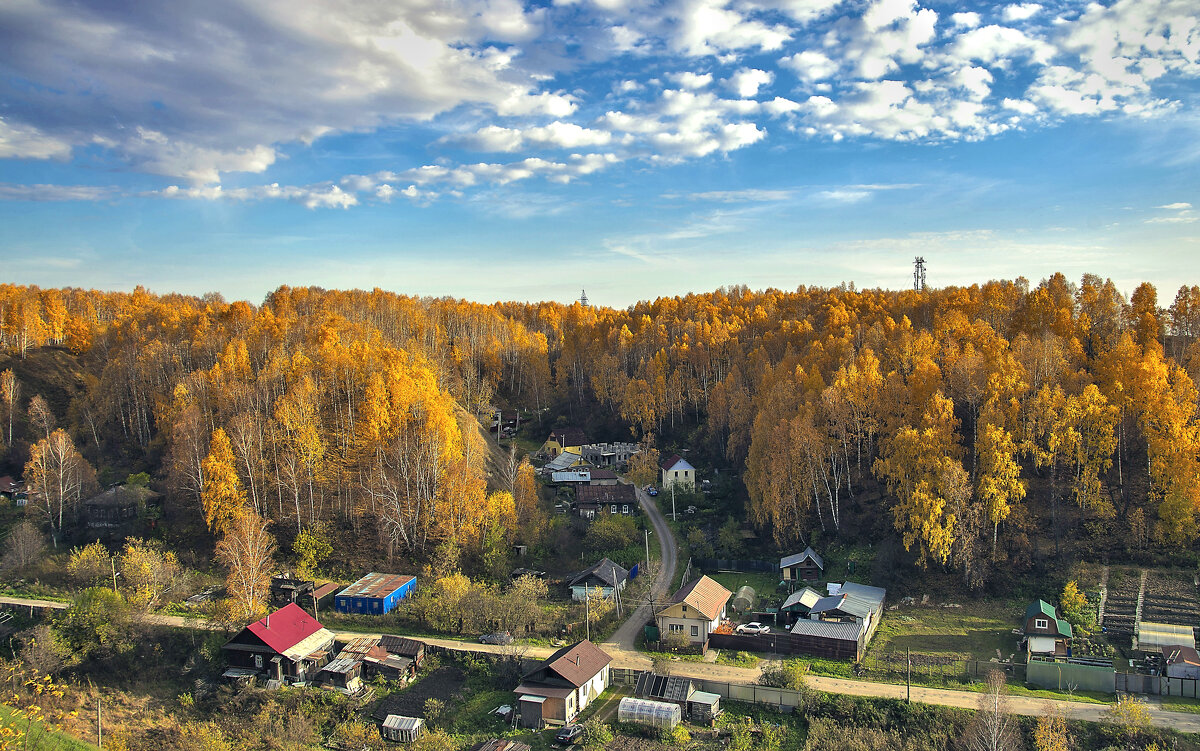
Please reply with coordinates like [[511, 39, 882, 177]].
[[736, 622, 771, 635]]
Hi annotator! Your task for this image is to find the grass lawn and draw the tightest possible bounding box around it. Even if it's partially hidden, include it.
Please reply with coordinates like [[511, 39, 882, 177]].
[[707, 572, 786, 607], [1159, 696, 1200, 714], [868, 601, 1024, 662], [0, 704, 97, 750]]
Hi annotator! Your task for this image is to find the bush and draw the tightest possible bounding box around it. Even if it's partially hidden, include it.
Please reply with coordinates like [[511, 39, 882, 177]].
[[759, 659, 809, 691], [581, 718, 614, 749], [663, 724, 691, 746]]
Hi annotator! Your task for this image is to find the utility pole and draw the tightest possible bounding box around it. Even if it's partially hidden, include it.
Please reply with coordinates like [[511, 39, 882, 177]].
[[906, 648, 911, 703], [644, 529, 651, 571], [671, 484, 676, 522], [585, 588, 591, 642], [611, 564, 622, 619], [97, 697, 102, 749], [110, 557, 118, 593]]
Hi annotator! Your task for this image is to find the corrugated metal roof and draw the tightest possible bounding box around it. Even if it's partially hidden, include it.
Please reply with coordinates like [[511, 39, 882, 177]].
[[544, 451, 584, 471], [568, 558, 629, 588], [690, 691, 721, 704], [321, 657, 359, 674], [660, 455, 694, 472], [779, 546, 824, 570], [338, 572, 415, 599], [241, 603, 329, 656], [839, 582, 885, 608], [781, 587, 823, 611], [790, 618, 864, 641], [526, 639, 612, 688]]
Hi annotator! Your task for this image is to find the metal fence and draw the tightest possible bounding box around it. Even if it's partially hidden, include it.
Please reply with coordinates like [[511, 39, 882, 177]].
[[1115, 672, 1200, 697], [694, 558, 776, 573], [858, 653, 1025, 684]]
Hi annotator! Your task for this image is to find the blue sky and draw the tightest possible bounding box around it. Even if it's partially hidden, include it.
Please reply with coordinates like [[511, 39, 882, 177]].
[[1, 0, 1197, 307]]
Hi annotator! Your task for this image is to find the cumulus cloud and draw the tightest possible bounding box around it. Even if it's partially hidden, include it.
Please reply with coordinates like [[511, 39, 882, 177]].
[[781, 50, 839, 81], [669, 0, 792, 56], [1002, 3, 1042, 22], [159, 182, 358, 209], [725, 68, 773, 97]]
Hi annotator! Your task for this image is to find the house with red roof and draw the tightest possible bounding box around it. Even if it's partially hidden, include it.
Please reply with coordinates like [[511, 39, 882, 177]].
[[222, 603, 336, 684], [660, 454, 696, 490]]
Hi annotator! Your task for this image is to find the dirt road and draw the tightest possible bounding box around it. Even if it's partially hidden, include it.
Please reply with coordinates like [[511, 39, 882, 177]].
[[603, 480, 678, 655]]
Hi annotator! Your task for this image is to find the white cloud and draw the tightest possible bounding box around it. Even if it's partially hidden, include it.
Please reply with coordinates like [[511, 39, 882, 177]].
[[781, 50, 838, 81], [673, 71, 715, 89], [950, 25, 1054, 67], [816, 189, 871, 202], [1146, 202, 1197, 224], [680, 188, 793, 201], [159, 182, 358, 209], [1157, 202, 1193, 210], [1002, 3, 1042, 22], [670, 0, 792, 56], [950, 12, 980, 29], [841, 0, 938, 79], [0, 183, 115, 201], [0, 118, 72, 160], [725, 68, 773, 97]]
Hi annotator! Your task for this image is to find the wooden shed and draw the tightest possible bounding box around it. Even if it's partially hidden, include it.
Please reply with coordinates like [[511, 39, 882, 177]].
[[381, 715, 423, 742]]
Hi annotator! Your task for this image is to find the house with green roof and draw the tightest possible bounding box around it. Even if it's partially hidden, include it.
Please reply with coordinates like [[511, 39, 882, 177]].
[[1021, 599, 1073, 657]]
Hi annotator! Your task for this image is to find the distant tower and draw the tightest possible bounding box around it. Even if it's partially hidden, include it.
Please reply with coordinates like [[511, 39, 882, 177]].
[[579, 289, 590, 307], [913, 257, 926, 292]]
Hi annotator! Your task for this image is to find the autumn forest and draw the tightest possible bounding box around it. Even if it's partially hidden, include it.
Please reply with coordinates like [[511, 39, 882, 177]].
[[2, 275, 1199, 604]]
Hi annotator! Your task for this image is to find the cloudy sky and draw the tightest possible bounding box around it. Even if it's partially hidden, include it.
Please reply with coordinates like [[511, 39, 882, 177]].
[[1, 0, 1197, 307]]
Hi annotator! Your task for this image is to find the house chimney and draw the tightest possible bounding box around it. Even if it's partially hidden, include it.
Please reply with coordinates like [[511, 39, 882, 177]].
[[265, 612, 270, 628]]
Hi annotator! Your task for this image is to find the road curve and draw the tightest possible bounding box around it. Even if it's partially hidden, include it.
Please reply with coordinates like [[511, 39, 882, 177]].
[[603, 479, 678, 655]]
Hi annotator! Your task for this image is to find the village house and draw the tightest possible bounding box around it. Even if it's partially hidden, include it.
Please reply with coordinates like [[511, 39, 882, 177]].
[[541, 427, 588, 458], [660, 455, 696, 490], [514, 639, 612, 728], [1022, 599, 1073, 657], [270, 574, 316, 611], [587, 468, 619, 485], [779, 547, 824, 583], [567, 558, 629, 601], [337, 635, 423, 682], [808, 582, 885, 631], [1164, 645, 1200, 679], [655, 575, 732, 648], [542, 450, 586, 475], [334, 572, 416, 615], [0, 475, 21, 500], [83, 484, 162, 531], [779, 587, 824, 623], [221, 603, 336, 685], [574, 484, 637, 518]]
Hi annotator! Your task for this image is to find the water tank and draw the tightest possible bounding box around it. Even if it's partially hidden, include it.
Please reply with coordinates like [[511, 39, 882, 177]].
[[733, 586, 756, 613]]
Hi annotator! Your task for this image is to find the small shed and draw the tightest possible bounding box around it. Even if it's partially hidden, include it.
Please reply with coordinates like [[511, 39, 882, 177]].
[[780, 547, 824, 582], [335, 573, 416, 615], [381, 715, 424, 743], [617, 697, 681, 729], [732, 586, 756, 614], [687, 691, 721, 723], [1164, 645, 1200, 680]]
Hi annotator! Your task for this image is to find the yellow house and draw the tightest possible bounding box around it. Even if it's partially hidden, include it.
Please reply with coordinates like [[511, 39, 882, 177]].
[[542, 427, 588, 457], [655, 575, 731, 647]]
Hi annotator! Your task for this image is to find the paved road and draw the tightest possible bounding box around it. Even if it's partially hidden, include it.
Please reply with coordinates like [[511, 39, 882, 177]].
[[603, 480, 678, 655]]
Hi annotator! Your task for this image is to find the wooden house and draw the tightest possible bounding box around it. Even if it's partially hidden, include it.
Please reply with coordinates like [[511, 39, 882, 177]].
[[780, 587, 823, 623], [567, 558, 629, 601], [381, 715, 424, 743], [83, 484, 161, 531], [270, 574, 316, 611], [317, 656, 364, 694], [779, 547, 824, 582], [222, 603, 335, 684], [574, 484, 637, 519], [514, 639, 612, 728], [0, 476, 21, 500], [660, 455, 696, 490], [542, 428, 588, 458], [1022, 600, 1072, 656], [334, 572, 416, 615], [655, 576, 731, 647]]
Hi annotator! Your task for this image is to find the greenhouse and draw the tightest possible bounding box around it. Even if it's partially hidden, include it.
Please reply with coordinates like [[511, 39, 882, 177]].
[[617, 697, 682, 729]]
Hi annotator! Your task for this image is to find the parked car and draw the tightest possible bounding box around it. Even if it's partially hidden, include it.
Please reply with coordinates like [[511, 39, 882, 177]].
[[646, 486, 659, 496], [736, 622, 771, 635], [480, 631, 514, 645], [555, 724, 584, 744]]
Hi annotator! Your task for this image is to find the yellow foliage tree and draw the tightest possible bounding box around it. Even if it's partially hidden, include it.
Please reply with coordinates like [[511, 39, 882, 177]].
[[200, 428, 246, 536], [216, 510, 276, 621]]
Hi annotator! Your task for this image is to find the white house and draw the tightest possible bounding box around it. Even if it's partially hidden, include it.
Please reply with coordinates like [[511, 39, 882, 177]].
[[655, 575, 731, 647], [514, 640, 612, 728], [660, 454, 696, 490]]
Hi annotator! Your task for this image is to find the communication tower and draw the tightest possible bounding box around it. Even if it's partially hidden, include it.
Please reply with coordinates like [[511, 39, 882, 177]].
[[913, 257, 926, 292], [579, 289, 590, 307]]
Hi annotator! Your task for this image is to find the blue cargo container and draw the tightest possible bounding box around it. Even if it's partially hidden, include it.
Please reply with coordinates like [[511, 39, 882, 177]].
[[334, 573, 417, 615]]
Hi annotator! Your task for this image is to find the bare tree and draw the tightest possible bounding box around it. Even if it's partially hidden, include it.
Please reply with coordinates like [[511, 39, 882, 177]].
[[963, 670, 1023, 751], [1, 521, 46, 571], [27, 393, 54, 442], [24, 429, 99, 547], [0, 368, 18, 445], [216, 510, 277, 621]]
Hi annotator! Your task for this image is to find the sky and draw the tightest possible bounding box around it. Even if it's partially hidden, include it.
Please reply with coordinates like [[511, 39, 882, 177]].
[[0, 0, 1198, 308]]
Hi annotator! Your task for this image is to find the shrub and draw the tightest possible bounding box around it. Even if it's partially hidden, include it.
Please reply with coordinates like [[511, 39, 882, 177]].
[[582, 718, 614, 749], [759, 659, 809, 691]]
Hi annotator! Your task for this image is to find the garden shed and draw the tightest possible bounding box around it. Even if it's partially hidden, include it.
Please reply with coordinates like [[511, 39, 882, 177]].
[[617, 697, 681, 729], [381, 715, 423, 742], [687, 691, 721, 723]]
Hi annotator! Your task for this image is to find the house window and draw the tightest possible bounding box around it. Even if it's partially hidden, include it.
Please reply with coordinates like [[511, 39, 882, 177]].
[[690, 625, 699, 637], [255, 654, 263, 669], [669, 624, 684, 634], [1035, 618, 1048, 630], [622, 505, 629, 514], [611, 504, 617, 514]]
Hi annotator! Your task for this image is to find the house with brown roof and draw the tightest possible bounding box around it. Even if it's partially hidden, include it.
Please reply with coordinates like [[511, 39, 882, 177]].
[[1164, 645, 1200, 680], [660, 455, 696, 490], [655, 575, 732, 647], [574, 483, 637, 518], [513, 639, 611, 728], [542, 427, 588, 457]]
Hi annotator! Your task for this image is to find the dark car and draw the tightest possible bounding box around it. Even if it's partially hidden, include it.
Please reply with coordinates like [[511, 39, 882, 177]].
[[646, 486, 659, 496], [480, 631, 514, 645], [555, 724, 584, 744]]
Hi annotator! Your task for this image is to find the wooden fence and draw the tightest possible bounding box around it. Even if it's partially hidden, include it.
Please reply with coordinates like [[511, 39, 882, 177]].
[[709, 631, 860, 660]]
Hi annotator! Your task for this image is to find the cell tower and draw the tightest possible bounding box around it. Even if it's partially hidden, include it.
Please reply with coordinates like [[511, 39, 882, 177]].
[[913, 257, 926, 292], [579, 289, 590, 307]]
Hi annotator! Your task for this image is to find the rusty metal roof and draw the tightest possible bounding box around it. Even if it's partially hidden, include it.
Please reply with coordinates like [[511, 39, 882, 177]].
[[337, 572, 415, 599]]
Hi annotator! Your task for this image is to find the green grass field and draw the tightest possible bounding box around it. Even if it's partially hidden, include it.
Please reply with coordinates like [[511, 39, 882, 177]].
[[868, 601, 1024, 662]]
